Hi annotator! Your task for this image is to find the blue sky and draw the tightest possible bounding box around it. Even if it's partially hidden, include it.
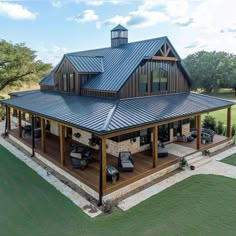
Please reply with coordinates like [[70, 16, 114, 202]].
[[0, 0, 236, 65]]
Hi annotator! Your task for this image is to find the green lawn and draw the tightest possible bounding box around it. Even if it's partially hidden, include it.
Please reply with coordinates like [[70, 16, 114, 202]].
[[202, 91, 236, 126], [221, 153, 236, 166], [1, 144, 236, 236]]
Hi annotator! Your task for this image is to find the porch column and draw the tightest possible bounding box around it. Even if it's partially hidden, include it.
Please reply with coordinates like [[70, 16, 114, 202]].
[[196, 115, 201, 150], [18, 110, 22, 138], [31, 115, 35, 157], [59, 124, 65, 166], [7, 107, 11, 131], [227, 107, 232, 138], [41, 118, 46, 153], [152, 126, 158, 168], [98, 136, 107, 206]]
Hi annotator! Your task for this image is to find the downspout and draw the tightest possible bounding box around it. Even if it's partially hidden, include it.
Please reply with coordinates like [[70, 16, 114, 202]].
[[31, 115, 35, 157]]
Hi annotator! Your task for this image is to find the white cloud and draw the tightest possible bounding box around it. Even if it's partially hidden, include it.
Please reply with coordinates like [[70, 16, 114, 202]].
[[37, 44, 67, 66], [51, 0, 124, 7], [97, 9, 169, 29], [51, 1, 63, 8], [0, 2, 37, 20], [185, 39, 208, 49], [67, 9, 99, 23]]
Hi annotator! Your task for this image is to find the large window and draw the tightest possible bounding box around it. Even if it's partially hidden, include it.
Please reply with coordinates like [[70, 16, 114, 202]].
[[139, 74, 148, 95], [151, 68, 168, 92], [159, 68, 168, 91], [62, 73, 68, 92], [69, 73, 75, 92]]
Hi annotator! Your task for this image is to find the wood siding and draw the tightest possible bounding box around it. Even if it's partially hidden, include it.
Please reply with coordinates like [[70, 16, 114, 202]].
[[119, 60, 190, 98], [53, 58, 96, 95]]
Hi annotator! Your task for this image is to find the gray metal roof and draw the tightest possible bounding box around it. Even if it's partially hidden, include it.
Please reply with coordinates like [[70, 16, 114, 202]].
[[68, 37, 169, 92], [65, 55, 104, 73], [39, 64, 59, 86], [2, 91, 234, 134], [111, 24, 128, 31], [9, 90, 40, 97]]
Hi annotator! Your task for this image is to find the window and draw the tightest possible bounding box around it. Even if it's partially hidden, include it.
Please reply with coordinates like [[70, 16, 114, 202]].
[[69, 73, 75, 92], [139, 74, 148, 95], [152, 70, 159, 92], [140, 129, 151, 146], [62, 73, 68, 92], [159, 68, 168, 91], [151, 68, 168, 92], [111, 131, 139, 142], [111, 31, 119, 38]]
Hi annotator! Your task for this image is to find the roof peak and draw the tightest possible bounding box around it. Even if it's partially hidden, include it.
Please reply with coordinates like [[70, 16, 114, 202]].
[[111, 24, 128, 31]]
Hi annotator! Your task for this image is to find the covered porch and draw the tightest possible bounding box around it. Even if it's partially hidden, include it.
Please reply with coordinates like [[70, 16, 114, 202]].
[[9, 128, 179, 196]]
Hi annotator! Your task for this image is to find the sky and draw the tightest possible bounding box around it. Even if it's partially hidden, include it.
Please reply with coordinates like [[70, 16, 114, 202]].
[[0, 0, 236, 66]]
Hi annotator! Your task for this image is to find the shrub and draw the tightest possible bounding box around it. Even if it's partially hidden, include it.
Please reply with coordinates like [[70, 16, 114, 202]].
[[231, 124, 236, 137], [103, 200, 114, 214], [222, 127, 227, 136], [202, 115, 217, 131], [202, 149, 210, 156], [216, 121, 224, 135]]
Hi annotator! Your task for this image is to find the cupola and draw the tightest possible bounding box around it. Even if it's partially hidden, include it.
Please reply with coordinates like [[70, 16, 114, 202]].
[[111, 24, 128, 48]]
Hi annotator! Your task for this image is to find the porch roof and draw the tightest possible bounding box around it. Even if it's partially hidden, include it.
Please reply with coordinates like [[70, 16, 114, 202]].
[[2, 91, 234, 134]]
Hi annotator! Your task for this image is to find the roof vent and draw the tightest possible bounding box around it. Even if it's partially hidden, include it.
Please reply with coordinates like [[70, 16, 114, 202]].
[[111, 24, 128, 48]]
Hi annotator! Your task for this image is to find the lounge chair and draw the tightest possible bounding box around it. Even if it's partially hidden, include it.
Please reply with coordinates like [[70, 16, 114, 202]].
[[118, 151, 134, 172], [150, 141, 168, 157]]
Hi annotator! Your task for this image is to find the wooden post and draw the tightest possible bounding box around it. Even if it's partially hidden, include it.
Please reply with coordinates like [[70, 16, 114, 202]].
[[227, 107, 232, 138], [22, 112, 26, 121], [41, 118, 46, 152], [152, 126, 158, 168], [18, 110, 22, 137], [196, 115, 201, 150], [98, 137, 107, 206], [31, 115, 35, 157], [7, 107, 11, 131], [59, 124, 65, 166]]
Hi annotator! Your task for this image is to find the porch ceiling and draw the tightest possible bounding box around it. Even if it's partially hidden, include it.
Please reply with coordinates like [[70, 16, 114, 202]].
[[1, 91, 234, 135]]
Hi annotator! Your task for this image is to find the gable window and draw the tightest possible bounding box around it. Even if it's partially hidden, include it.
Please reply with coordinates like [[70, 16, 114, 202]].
[[69, 73, 75, 92], [151, 68, 168, 92], [159, 68, 168, 91], [139, 74, 148, 95]]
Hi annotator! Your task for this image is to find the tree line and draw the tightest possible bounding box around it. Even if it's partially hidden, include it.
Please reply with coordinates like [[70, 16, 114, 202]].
[[184, 51, 236, 94]]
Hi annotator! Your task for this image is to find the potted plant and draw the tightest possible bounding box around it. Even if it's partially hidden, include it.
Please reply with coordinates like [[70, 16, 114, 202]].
[[179, 157, 188, 170]]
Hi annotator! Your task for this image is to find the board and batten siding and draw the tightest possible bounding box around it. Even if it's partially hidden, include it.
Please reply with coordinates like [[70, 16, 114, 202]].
[[55, 58, 92, 95], [119, 61, 190, 98]]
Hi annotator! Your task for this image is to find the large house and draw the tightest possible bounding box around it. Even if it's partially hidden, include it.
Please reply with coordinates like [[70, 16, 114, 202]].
[[1, 25, 234, 204]]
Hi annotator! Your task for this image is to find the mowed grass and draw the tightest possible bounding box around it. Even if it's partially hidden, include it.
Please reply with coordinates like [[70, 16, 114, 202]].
[[1, 145, 236, 236], [202, 91, 236, 126], [221, 153, 236, 166]]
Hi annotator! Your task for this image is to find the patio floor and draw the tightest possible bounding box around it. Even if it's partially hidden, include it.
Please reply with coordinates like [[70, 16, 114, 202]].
[[10, 129, 179, 195]]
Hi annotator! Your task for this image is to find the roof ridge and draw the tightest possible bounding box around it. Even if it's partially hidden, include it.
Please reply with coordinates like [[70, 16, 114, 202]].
[[66, 54, 104, 58], [101, 100, 120, 131], [65, 36, 167, 56]]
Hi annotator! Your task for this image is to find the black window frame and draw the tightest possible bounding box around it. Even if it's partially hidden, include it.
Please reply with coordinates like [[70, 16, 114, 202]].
[[139, 73, 148, 95]]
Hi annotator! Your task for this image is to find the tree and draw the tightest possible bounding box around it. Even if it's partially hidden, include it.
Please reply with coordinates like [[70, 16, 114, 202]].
[[184, 51, 236, 93], [0, 40, 52, 91], [202, 115, 217, 131]]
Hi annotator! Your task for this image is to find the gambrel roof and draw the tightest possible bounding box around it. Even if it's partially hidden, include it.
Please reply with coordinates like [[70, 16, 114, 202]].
[[40, 37, 191, 92]]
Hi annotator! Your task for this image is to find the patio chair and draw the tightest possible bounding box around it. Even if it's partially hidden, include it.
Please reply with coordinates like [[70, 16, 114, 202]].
[[118, 151, 134, 172], [157, 141, 169, 157]]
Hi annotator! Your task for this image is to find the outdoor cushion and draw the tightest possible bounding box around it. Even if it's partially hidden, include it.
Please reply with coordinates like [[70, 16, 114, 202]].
[[70, 152, 82, 159]]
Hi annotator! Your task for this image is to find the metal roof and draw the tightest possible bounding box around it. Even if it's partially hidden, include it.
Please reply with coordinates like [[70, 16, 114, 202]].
[[68, 36, 169, 92], [111, 24, 128, 31], [65, 55, 104, 73], [39, 64, 59, 86], [8, 90, 40, 97], [2, 91, 234, 134]]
